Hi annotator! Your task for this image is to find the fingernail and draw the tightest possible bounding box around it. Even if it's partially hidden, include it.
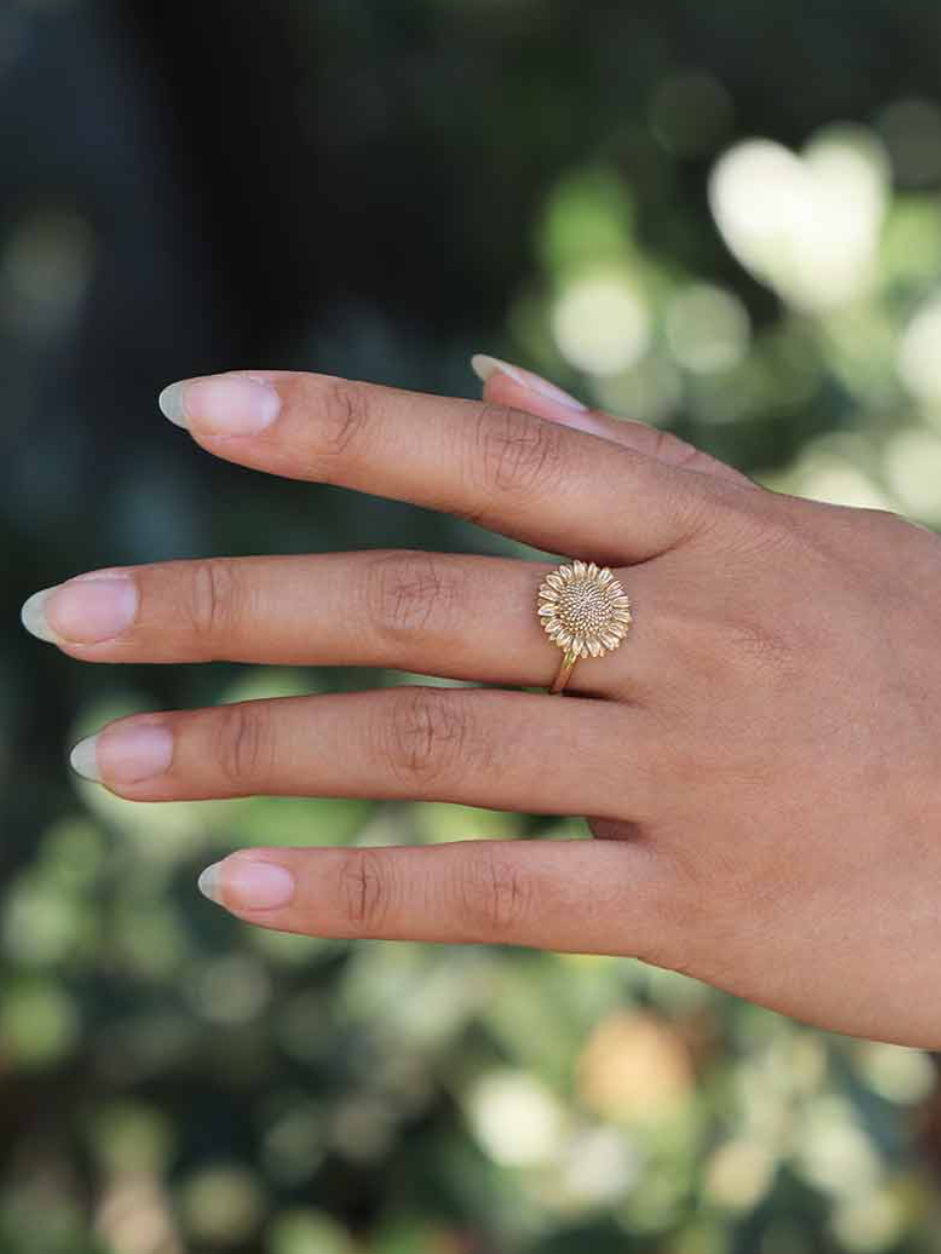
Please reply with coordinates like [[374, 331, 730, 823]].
[[198, 858, 296, 910], [471, 354, 587, 413], [159, 375, 282, 435], [69, 723, 174, 785], [21, 588, 60, 643], [158, 380, 190, 428], [69, 734, 102, 782], [22, 576, 138, 645]]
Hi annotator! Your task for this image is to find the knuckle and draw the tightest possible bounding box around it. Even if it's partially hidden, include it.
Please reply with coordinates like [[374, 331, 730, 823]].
[[336, 849, 392, 935], [697, 478, 772, 542], [315, 378, 373, 463], [456, 844, 534, 938], [648, 842, 779, 980], [670, 440, 725, 479], [364, 551, 464, 647], [685, 486, 806, 581], [649, 427, 744, 484], [381, 687, 471, 790], [721, 611, 798, 678], [652, 427, 698, 468], [631, 846, 727, 972], [189, 558, 240, 644], [213, 701, 272, 787], [474, 403, 566, 501], [675, 603, 800, 697], [860, 506, 927, 549]]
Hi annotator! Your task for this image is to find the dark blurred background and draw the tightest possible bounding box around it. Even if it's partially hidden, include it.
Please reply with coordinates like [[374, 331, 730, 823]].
[[6, 1, 941, 1251]]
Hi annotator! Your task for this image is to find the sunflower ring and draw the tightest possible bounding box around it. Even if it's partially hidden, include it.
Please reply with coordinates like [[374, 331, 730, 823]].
[[537, 560, 633, 695]]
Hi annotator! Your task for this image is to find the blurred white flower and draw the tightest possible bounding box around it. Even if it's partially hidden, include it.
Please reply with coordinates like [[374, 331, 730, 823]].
[[557, 1125, 642, 1205], [792, 1097, 883, 1198], [466, 1069, 569, 1167], [883, 426, 941, 523], [898, 294, 941, 409], [852, 1041, 936, 1105], [832, 1189, 906, 1252], [709, 127, 889, 312]]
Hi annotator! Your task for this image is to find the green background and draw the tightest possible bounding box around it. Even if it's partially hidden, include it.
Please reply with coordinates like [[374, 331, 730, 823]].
[[4, 1, 941, 1250]]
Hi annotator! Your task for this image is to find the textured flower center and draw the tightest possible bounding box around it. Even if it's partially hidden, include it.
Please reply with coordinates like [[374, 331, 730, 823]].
[[558, 580, 611, 637], [537, 560, 631, 662]]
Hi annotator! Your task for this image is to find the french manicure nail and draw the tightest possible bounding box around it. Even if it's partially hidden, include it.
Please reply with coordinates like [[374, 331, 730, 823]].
[[198, 859, 296, 910], [197, 863, 223, 903], [157, 381, 189, 428], [69, 734, 102, 782], [69, 723, 174, 785], [21, 588, 60, 643], [471, 354, 588, 413], [22, 577, 138, 645], [158, 375, 282, 435]]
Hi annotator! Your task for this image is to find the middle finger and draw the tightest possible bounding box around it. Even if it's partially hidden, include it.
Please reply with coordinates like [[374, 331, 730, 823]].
[[29, 551, 660, 697]]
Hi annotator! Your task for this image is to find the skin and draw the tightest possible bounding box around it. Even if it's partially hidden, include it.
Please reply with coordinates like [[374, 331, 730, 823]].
[[31, 365, 941, 1047]]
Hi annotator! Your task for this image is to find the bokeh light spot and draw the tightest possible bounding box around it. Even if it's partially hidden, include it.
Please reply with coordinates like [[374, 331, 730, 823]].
[[266, 1209, 355, 1254], [576, 1011, 693, 1123], [666, 283, 752, 373], [178, 1165, 266, 1245], [552, 272, 651, 376], [0, 205, 96, 342], [898, 294, 941, 409], [710, 128, 889, 312], [705, 1140, 777, 1211], [466, 1069, 568, 1166], [0, 980, 79, 1067], [852, 1041, 936, 1105], [883, 426, 941, 523]]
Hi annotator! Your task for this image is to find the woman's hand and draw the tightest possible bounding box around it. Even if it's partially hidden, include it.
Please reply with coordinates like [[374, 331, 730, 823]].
[[21, 360, 941, 1047]]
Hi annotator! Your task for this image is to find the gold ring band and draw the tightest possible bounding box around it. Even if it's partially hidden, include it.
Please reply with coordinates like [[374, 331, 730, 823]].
[[550, 650, 581, 695], [538, 560, 632, 696]]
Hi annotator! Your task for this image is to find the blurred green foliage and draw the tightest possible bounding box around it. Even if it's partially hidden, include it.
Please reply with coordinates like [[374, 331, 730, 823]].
[[5, 0, 941, 1251]]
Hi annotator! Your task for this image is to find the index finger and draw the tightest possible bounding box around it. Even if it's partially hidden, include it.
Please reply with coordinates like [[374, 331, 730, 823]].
[[160, 370, 714, 563]]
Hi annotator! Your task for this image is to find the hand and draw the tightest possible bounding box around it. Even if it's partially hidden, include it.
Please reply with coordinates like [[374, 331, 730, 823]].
[[21, 358, 941, 1047]]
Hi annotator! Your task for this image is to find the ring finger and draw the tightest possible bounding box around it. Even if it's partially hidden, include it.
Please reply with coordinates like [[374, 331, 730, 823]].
[[25, 550, 660, 697], [71, 686, 654, 820]]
